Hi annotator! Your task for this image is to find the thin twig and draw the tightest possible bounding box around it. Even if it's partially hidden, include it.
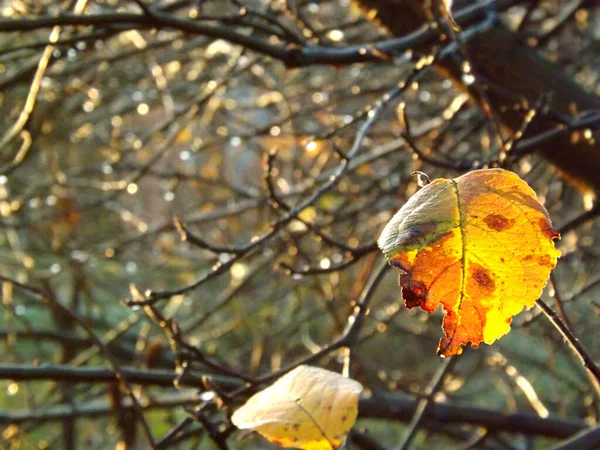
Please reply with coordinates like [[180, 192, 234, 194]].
[[396, 356, 458, 450], [551, 425, 600, 450], [535, 298, 600, 384], [0, 276, 157, 447], [0, 0, 522, 68]]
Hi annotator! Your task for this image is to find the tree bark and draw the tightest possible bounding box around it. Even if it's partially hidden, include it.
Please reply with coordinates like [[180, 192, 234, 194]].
[[353, 0, 600, 194]]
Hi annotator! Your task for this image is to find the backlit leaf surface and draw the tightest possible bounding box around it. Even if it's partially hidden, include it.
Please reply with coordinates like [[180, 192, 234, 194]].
[[378, 169, 560, 356], [231, 365, 363, 449]]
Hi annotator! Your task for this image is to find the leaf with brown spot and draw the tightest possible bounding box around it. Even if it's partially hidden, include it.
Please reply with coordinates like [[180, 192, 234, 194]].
[[483, 213, 515, 231], [231, 365, 363, 449], [378, 168, 560, 356]]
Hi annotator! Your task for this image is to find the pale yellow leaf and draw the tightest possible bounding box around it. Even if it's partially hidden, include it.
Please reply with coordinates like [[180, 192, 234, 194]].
[[232, 365, 363, 449]]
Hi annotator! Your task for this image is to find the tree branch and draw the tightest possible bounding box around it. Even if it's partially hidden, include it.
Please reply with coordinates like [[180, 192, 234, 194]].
[[0, 0, 524, 68], [0, 364, 589, 440], [552, 426, 600, 450], [361, 395, 587, 440], [353, 0, 600, 193]]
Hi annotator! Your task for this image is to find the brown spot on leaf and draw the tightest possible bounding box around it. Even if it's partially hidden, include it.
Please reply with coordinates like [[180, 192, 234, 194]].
[[538, 255, 554, 268], [470, 264, 495, 293], [538, 218, 560, 240], [484, 214, 515, 231], [402, 280, 428, 309], [292, 423, 300, 430]]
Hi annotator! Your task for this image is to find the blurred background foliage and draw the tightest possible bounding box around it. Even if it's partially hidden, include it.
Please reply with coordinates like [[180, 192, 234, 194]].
[[0, 0, 599, 449]]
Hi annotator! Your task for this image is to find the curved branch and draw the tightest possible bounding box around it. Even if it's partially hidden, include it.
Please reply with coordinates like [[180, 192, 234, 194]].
[[0, 0, 521, 68], [0, 363, 588, 439]]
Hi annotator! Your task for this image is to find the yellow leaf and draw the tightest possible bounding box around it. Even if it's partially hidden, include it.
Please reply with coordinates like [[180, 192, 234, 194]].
[[378, 169, 560, 356], [231, 365, 363, 449]]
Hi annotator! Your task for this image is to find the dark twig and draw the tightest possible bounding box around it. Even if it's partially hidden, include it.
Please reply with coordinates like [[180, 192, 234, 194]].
[[0, 363, 589, 439], [131, 0, 157, 18], [156, 417, 195, 449], [0, 0, 523, 68], [173, 217, 246, 254], [557, 203, 600, 236], [350, 428, 388, 450], [0, 276, 158, 448], [535, 298, 600, 384], [136, 62, 425, 305], [0, 363, 231, 390], [361, 394, 588, 440], [396, 356, 458, 450], [141, 303, 253, 382], [552, 426, 600, 450], [248, 260, 390, 386]]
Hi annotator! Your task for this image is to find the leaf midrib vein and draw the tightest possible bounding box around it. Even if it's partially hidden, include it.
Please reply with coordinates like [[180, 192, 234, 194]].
[[452, 179, 466, 334]]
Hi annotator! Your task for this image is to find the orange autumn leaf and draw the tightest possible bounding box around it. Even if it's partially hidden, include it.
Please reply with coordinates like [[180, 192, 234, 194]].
[[378, 168, 560, 356]]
